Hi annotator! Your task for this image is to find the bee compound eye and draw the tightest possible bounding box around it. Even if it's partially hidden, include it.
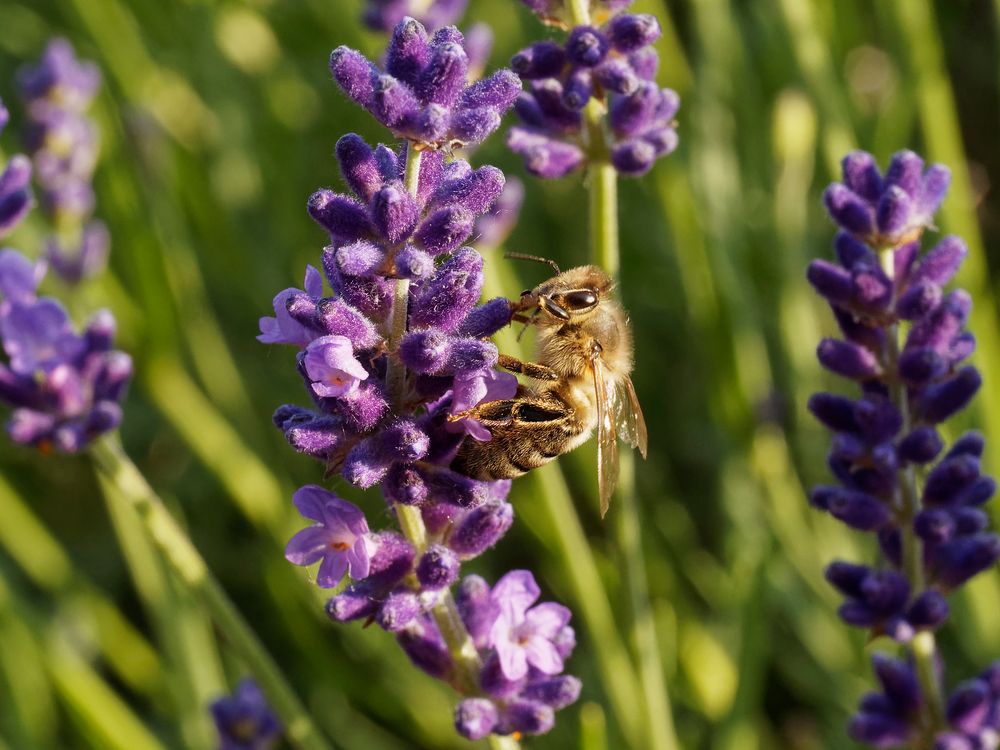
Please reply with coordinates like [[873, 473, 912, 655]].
[[562, 289, 598, 310]]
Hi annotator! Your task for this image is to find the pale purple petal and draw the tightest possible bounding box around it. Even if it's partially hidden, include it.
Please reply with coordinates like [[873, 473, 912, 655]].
[[303, 264, 323, 298], [524, 635, 564, 675], [316, 551, 350, 588], [292, 484, 330, 522], [524, 602, 572, 639], [257, 287, 314, 346], [304, 335, 369, 397], [497, 637, 529, 680], [491, 569, 540, 620], [284, 525, 334, 566], [318, 495, 371, 536], [345, 536, 372, 579]]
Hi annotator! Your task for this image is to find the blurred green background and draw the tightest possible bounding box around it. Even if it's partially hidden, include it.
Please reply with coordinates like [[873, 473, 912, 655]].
[[1, 0, 999, 748]]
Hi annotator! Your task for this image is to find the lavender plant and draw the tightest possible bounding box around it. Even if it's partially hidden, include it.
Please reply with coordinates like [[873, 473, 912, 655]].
[[508, 1, 678, 178], [808, 149, 1000, 747], [0, 99, 33, 237], [18, 39, 109, 284], [260, 16, 581, 743]]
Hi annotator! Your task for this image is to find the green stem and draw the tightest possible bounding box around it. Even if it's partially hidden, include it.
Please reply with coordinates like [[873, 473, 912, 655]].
[[567, 0, 591, 25], [390, 144, 518, 743], [88, 436, 331, 750], [878, 249, 945, 736], [580, 54, 680, 750]]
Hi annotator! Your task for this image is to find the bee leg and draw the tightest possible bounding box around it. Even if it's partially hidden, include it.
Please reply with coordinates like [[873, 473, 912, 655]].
[[497, 354, 560, 381], [449, 398, 518, 425]]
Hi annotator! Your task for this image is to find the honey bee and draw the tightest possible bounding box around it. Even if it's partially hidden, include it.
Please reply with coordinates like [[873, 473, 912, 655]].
[[450, 263, 648, 516]]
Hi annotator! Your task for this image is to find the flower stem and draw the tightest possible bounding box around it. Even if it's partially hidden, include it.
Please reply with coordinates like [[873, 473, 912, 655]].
[[88, 436, 331, 750], [878, 249, 946, 735], [390, 143, 517, 742], [581, 67, 681, 750]]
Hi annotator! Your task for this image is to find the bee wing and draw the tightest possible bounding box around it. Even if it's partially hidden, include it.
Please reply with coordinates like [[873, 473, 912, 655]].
[[614, 375, 648, 459], [592, 356, 619, 518]]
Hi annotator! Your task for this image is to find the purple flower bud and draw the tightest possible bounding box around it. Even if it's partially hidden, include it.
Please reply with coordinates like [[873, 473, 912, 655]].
[[506, 128, 585, 179], [308, 190, 373, 242], [945, 680, 990, 734], [414, 205, 475, 255], [873, 653, 922, 713], [884, 150, 924, 197], [459, 69, 521, 113], [607, 14, 662, 52], [458, 298, 514, 338], [450, 107, 503, 145], [455, 574, 498, 648], [948, 432, 985, 460], [416, 41, 469, 106], [397, 615, 453, 678], [834, 231, 877, 269], [562, 68, 593, 110], [370, 181, 419, 244], [498, 700, 554, 736], [0, 155, 34, 239], [327, 584, 378, 622], [385, 17, 430, 86], [377, 589, 422, 632], [806, 260, 853, 304], [373, 74, 422, 131], [210, 679, 281, 750], [593, 58, 638, 95], [918, 367, 981, 424], [808, 393, 860, 433], [436, 165, 505, 215], [566, 26, 609, 67], [821, 487, 892, 531], [875, 185, 914, 238], [611, 139, 657, 176], [913, 236, 966, 286], [609, 81, 659, 138], [400, 329, 451, 373], [896, 280, 942, 320], [367, 531, 416, 588], [410, 247, 484, 330], [335, 134, 383, 202], [923, 455, 980, 507], [816, 338, 881, 380], [898, 427, 943, 464], [629, 47, 659, 80], [522, 675, 583, 710], [315, 298, 381, 350], [917, 164, 951, 217], [905, 591, 949, 631], [416, 544, 460, 590], [841, 151, 882, 203], [330, 46, 377, 108], [394, 245, 434, 280], [511, 42, 566, 80], [454, 698, 498, 741], [449, 501, 514, 556], [824, 184, 875, 237], [932, 533, 1000, 590]]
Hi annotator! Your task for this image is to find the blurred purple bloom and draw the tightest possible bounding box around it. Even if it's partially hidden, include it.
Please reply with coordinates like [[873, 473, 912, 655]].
[[362, 0, 468, 33], [210, 679, 281, 750], [285, 485, 374, 587], [508, 12, 679, 178]]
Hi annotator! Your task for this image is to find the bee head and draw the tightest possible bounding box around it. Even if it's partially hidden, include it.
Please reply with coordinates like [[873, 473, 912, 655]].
[[517, 265, 614, 325]]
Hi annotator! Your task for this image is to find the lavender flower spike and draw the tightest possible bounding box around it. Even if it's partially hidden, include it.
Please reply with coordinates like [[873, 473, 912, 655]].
[[508, 6, 680, 178], [19, 39, 108, 284], [807, 150, 999, 747], [210, 679, 281, 750], [264, 20, 580, 740], [330, 18, 520, 149], [0, 250, 132, 453]]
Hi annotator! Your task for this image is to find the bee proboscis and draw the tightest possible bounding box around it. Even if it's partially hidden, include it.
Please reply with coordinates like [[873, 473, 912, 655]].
[[450, 264, 648, 516]]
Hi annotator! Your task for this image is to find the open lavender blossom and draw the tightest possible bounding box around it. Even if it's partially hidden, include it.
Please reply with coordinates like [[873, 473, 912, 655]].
[[210, 678, 281, 750], [0, 98, 34, 239], [329, 17, 520, 149], [285, 485, 374, 587], [361, 0, 467, 33], [808, 150, 1000, 747], [0, 249, 131, 452], [18, 38, 108, 283], [508, 7, 679, 177]]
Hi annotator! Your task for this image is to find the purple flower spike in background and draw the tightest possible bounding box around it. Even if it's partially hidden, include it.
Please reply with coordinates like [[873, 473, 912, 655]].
[[808, 150, 1000, 748], [0, 249, 131, 453], [211, 679, 282, 750], [0, 97, 34, 239], [18, 39, 108, 284], [329, 17, 520, 149], [508, 2, 680, 178], [362, 0, 467, 33]]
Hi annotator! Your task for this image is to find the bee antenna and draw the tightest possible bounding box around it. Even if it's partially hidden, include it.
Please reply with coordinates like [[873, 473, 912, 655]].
[[504, 251, 561, 275]]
